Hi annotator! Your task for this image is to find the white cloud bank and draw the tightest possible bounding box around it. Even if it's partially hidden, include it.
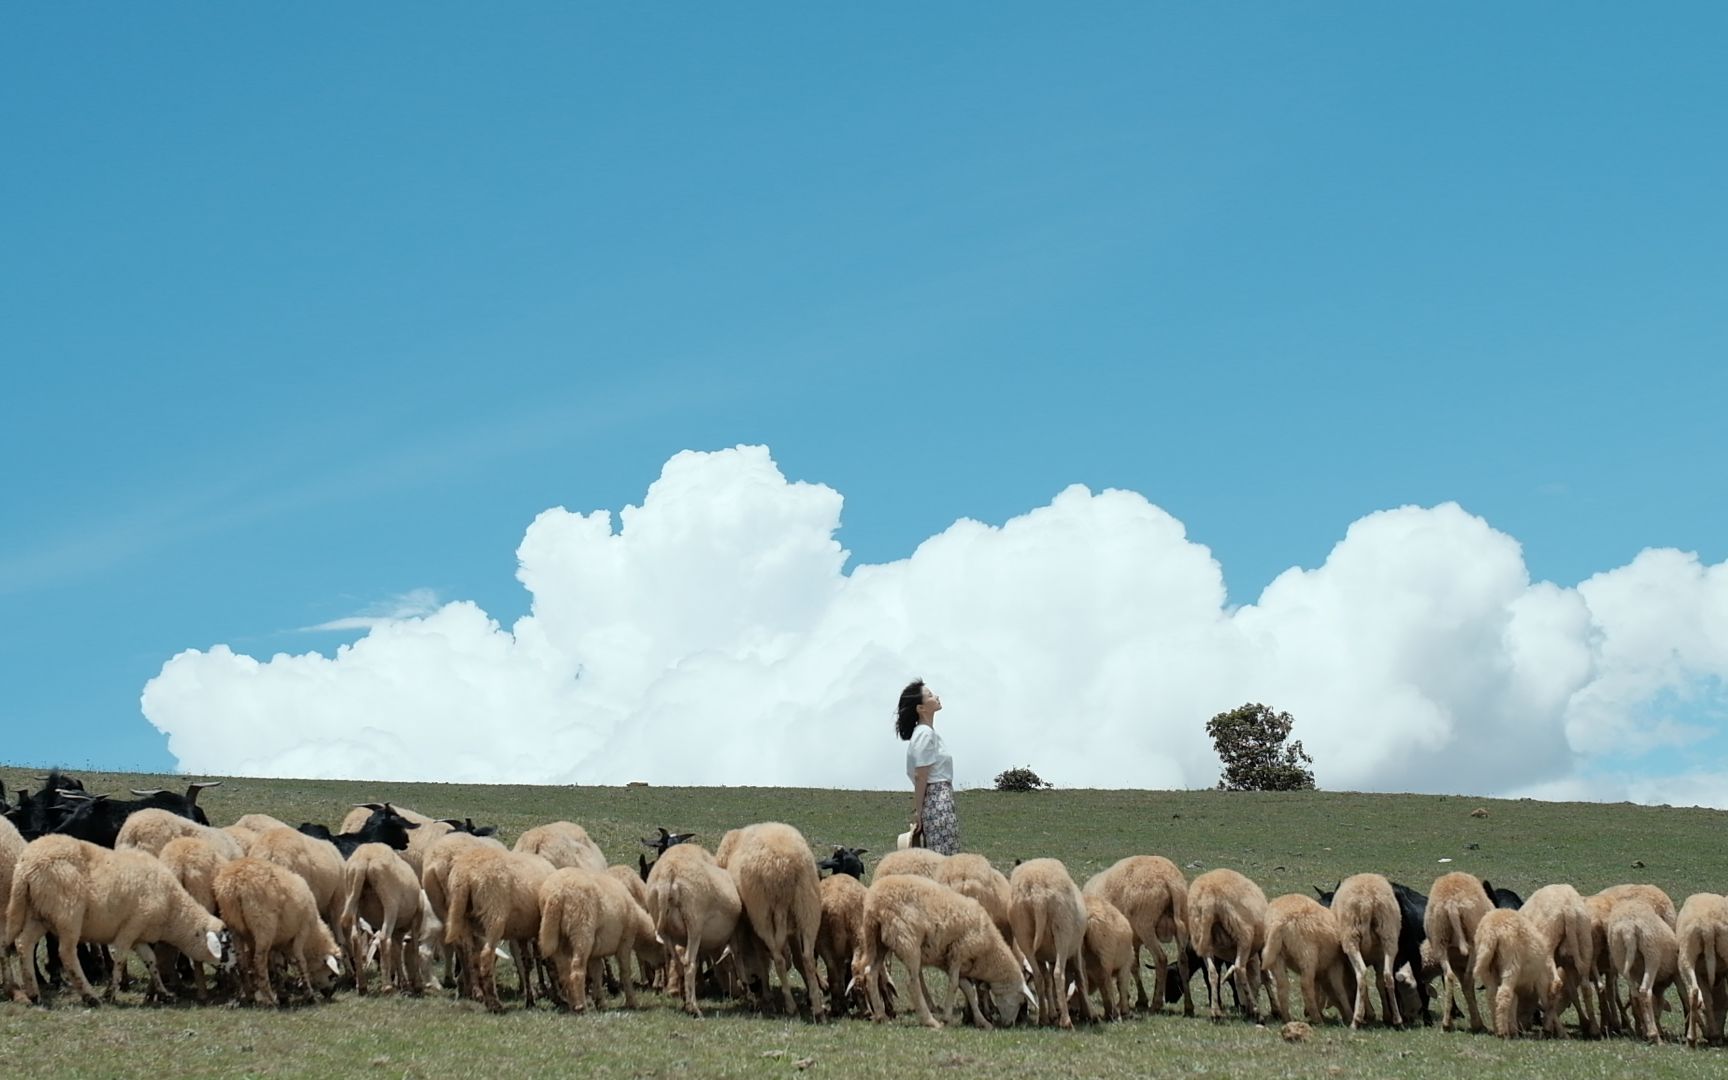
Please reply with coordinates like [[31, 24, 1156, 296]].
[[141, 447, 1728, 804]]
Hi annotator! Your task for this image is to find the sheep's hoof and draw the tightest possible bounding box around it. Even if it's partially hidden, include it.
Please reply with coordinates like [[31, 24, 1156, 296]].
[[923, 1018, 943, 1030]]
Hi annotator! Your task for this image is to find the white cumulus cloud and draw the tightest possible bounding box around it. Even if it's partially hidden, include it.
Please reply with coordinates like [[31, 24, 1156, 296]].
[[141, 446, 1728, 804]]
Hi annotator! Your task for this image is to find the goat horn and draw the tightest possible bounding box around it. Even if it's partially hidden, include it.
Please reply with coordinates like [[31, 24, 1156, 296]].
[[189, 781, 223, 790], [436, 818, 464, 827], [350, 802, 385, 810], [130, 789, 166, 797]]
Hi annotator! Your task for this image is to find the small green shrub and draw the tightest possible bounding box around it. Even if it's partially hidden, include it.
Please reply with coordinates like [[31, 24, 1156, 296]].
[[994, 766, 1054, 792]]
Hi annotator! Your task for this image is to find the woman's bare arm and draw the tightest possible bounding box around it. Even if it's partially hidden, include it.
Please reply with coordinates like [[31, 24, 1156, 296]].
[[911, 764, 931, 823]]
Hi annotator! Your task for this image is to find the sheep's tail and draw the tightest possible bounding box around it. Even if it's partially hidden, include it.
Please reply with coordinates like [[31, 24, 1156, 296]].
[[338, 859, 366, 936], [537, 894, 563, 962], [443, 870, 473, 947], [1708, 927, 1724, 990], [1472, 926, 1499, 985], [649, 879, 678, 940], [1032, 899, 1052, 962], [1261, 916, 1286, 976], [4, 863, 30, 946], [1449, 906, 1469, 955], [1170, 882, 1192, 952], [857, 897, 883, 976]]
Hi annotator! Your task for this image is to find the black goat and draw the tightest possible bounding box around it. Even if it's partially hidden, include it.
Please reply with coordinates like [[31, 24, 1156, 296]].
[[816, 846, 868, 879], [637, 826, 697, 880], [1481, 880, 1524, 910], [299, 804, 419, 858], [438, 817, 499, 838], [48, 781, 222, 848]]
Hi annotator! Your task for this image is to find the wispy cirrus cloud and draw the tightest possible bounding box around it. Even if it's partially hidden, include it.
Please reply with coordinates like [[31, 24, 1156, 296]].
[[300, 588, 443, 632]]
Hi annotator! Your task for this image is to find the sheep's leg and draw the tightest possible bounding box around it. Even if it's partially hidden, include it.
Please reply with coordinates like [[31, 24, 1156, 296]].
[[1073, 950, 1093, 1026], [896, 945, 939, 1029], [959, 977, 992, 1029], [1132, 940, 1153, 1011], [57, 931, 101, 1006], [1231, 944, 1258, 1022], [681, 931, 705, 1018], [942, 962, 964, 1026], [252, 943, 278, 1007], [477, 943, 502, 1013], [1340, 941, 1371, 1029], [795, 932, 826, 1021], [13, 918, 47, 1003], [1294, 967, 1321, 1024], [1379, 950, 1403, 1028], [136, 944, 175, 1003], [1456, 952, 1485, 1032], [1203, 955, 1224, 1023]]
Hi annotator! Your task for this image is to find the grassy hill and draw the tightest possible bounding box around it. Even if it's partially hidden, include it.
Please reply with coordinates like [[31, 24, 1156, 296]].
[[3, 767, 1725, 1079]]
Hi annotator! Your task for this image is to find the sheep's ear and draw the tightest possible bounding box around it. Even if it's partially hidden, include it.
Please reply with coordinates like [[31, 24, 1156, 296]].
[[855, 849, 868, 857], [205, 930, 222, 960], [1022, 982, 1038, 1008], [326, 954, 342, 975], [403, 821, 421, 830]]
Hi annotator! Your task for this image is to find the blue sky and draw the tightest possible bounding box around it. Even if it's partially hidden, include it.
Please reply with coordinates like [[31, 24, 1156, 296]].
[[4, 5, 1725, 784]]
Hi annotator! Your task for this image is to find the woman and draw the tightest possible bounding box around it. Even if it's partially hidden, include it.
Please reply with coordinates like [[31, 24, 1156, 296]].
[[897, 678, 959, 855]]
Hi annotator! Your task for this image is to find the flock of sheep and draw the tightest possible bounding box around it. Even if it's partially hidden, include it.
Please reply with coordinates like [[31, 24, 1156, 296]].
[[2, 777, 1723, 1052]]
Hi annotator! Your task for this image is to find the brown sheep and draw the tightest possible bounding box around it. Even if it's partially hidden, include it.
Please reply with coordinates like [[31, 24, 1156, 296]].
[[230, 813, 290, 834], [1675, 892, 1728, 1047], [1520, 884, 1598, 1037], [1425, 871, 1493, 1032], [1083, 854, 1192, 1015], [7, 834, 228, 1005], [872, 848, 945, 881], [514, 821, 607, 874], [1010, 858, 1090, 1029], [443, 846, 556, 1012], [213, 856, 342, 1007], [537, 867, 664, 1011], [1187, 868, 1268, 1023], [1080, 894, 1135, 1021], [856, 873, 1033, 1029], [156, 835, 235, 1000], [114, 807, 245, 861], [249, 826, 346, 932], [817, 872, 869, 1017], [0, 816, 25, 998], [1607, 898, 1680, 1043], [644, 842, 742, 1017], [1589, 884, 1676, 1035], [339, 843, 426, 995], [1473, 908, 1563, 1038], [1261, 893, 1351, 1025], [1331, 873, 1403, 1028], [725, 823, 826, 1019], [420, 831, 507, 995]]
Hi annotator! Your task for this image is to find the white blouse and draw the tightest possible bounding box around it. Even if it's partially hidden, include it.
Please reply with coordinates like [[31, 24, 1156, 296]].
[[906, 725, 953, 785]]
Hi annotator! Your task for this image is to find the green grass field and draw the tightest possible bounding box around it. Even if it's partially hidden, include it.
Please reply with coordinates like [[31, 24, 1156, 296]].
[[4, 768, 1726, 1078]]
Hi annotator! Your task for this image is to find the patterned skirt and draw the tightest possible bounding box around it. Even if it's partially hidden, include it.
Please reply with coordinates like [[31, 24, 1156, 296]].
[[920, 781, 960, 856]]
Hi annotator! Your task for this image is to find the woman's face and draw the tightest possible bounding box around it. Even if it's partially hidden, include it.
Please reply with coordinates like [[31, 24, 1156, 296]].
[[920, 685, 943, 718]]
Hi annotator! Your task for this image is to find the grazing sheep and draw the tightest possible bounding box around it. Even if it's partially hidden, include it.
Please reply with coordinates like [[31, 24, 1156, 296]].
[[817, 872, 868, 1017], [157, 835, 235, 999], [8, 834, 228, 1005], [1010, 858, 1090, 1029], [249, 826, 347, 932], [1607, 898, 1680, 1043], [1472, 908, 1563, 1038], [443, 846, 556, 1012], [1080, 894, 1135, 1021], [1261, 893, 1351, 1025], [644, 842, 742, 1018], [935, 855, 1014, 950], [1330, 873, 1403, 1028], [536, 867, 664, 1011], [1083, 855, 1192, 1015], [231, 814, 290, 835], [725, 822, 826, 1019], [0, 816, 23, 997], [515, 821, 608, 875], [1520, 884, 1598, 1037], [114, 807, 245, 861], [213, 856, 342, 1007], [1589, 884, 1676, 1035], [1425, 871, 1494, 1032], [339, 843, 426, 995], [872, 848, 945, 881], [420, 831, 506, 994], [856, 873, 1032, 1029], [1674, 892, 1728, 1047], [1187, 868, 1268, 1023]]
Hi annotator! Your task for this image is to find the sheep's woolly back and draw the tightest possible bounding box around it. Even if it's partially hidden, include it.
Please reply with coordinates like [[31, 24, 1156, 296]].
[[421, 832, 505, 922], [644, 841, 740, 949], [340, 843, 422, 937], [607, 864, 650, 909], [1187, 868, 1269, 961], [231, 813, 290, 835], [1083, 854, 1191, 952], [0, 815, 24, 922], [818, 872, 868, 963], [1472, 908, 1555, 1036], [1332, 873, 1400, 964], [935, 854, 1012, 938], [514, 822, 607, 874], [725, 823, 823, 993], [158, 836, 233, 915], [873, 848, 945, 882], [249, 826, 346, 926], [1425, 872, 1492, 959], [1597, 883, 1678, 929], [115, 808, 245, 861], [1606, 899, 1680, 986], [537, 867, 659, 973], [1521, 884, 1595, 982], [215, 856, 331, 957], [1009, 859, 1088, 961]]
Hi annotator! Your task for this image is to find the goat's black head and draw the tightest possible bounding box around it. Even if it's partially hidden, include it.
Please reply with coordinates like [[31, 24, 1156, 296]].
[[817, 846, 869, 879]]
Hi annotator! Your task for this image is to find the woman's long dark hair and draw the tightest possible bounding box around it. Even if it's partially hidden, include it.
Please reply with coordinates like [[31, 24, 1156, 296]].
[[896, 679, 925, 741]]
